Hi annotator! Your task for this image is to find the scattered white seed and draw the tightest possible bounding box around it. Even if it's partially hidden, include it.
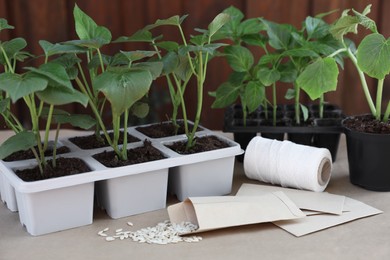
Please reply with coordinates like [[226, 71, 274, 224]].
[[97, 231, 108, 237], [102, 227, 109, 232], [105, 236, 115, 242], [99, 220, 201, 245]]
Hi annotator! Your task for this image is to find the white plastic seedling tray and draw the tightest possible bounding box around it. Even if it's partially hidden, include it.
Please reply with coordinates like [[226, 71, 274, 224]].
[[0, 123, 243, 234]]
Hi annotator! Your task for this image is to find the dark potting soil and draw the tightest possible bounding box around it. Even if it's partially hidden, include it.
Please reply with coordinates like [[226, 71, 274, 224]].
[[136, 122, 198, 138], [69, 132, 140, 149], [167, 135, 230, 155], [3, 146, 71, 162], [93, 140, 166, 167], [343, 115, 390, 134], [15, 157, 91, 182]]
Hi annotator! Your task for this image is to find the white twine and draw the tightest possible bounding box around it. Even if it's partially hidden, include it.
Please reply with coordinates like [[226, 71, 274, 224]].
[[243, 136, 332, 192]]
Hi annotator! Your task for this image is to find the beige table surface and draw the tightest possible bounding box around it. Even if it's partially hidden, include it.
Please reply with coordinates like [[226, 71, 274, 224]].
[[0, 130, 389, 260]]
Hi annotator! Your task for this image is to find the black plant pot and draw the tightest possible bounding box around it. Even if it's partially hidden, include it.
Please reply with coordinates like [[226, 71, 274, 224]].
[[223, 104, 344, 162], [312, 118, 342, 162], [233, 132, 257, 162], [344, 120, 390, 191]]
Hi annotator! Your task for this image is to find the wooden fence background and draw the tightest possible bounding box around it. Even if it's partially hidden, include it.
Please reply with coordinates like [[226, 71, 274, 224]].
[[1, 0, 389, 130]]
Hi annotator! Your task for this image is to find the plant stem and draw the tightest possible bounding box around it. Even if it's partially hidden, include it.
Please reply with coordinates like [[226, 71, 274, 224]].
[[0, 46, 14, 73], [383, 101, 390, 122], [328, 48, 347, 58], [52, 124, 61, 168], [122, 109, 129, 160], [346, 48, 376, 116], [76, 77, 113, 146], [186, 50, 204, 150], [112, 115, 120, 158], [242, 98, 247, 127], [376, 79, 384, 120], [26, 94, 45, 173], [272, 82, 277, 126], [178, 24, 197, 76], [43, 104, 54, 151], [152, 42, 180, 129], [77, 62, 93, 99], [96, 48, 105, 73], [294, 82, 300, 125], [319, 95, 324, 119]]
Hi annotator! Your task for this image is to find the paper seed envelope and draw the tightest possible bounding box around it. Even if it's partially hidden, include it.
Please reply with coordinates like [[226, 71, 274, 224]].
[[236, 183, 345, 215], [167, 192, 305, 234], [274, 197, 383, 237]]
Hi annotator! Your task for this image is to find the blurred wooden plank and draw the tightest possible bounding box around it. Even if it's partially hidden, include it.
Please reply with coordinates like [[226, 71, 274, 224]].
[[8, 0, 69, 58], [246, 0, 309, 26]]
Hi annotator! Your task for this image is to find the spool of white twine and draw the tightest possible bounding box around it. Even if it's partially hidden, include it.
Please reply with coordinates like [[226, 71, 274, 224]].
[[243, 136, 332, 192]]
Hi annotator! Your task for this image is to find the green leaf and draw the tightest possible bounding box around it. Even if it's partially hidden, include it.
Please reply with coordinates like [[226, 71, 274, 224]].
[[132, 102, 149, 118], [352, 4, 377, 33], [0, 18, 14, 31], [222, 6, 244, 24], [25, 62, 73, 89], [244, 81, 265, 113], [93, 69, 153, 116], [155, 41, 179, 52], [114, 30, 153, 43], [132, 62, 163, 80], [241, 34, 267, 47], [300, 104, 309, 121], [0, 131, 36, 160], [219, 6, 244, 39], [258, 53, 280, 66], [224, 45, 254, 72], [228, 71, 246, 85], [52, 54, 82, 80], [0, 72, 47, 102], [357, 33, 390, 79], [64, 39, 109, 49], [73, 4, 111, 46], [0, 38, 27, 64], [208, 13, 231, 38], [88, 53, 113, 69], [144, 15, 187, 31], [54, 114, 96, 129], [261, 19, 292, 50], [12, 51, 33, 63], [285, 88, 295, 100], [305, 16, 330, 39], [257, 67, 281, 86], [120, 50, 157, 63], [238, 18, 264, 36], [174, 54, 192, 81], [39, 40, 86, 57], [161, 52, 179, 75], [179, 43, 227, 56], [329, 14, 359, 41], [281, 48, 319, 58], [0, 98, 10, 113], [37, 87, 88, 106], [278, 63, 298, 83], [211, 82, 240, 108], [297, 57, 339, 100]]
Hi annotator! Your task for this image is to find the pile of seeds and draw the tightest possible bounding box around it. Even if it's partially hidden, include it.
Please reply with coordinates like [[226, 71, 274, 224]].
[[98, 220, 202, 245]]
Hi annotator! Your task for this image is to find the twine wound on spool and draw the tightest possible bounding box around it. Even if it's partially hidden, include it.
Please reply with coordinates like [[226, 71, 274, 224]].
[[243, 136, 332, 192]]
